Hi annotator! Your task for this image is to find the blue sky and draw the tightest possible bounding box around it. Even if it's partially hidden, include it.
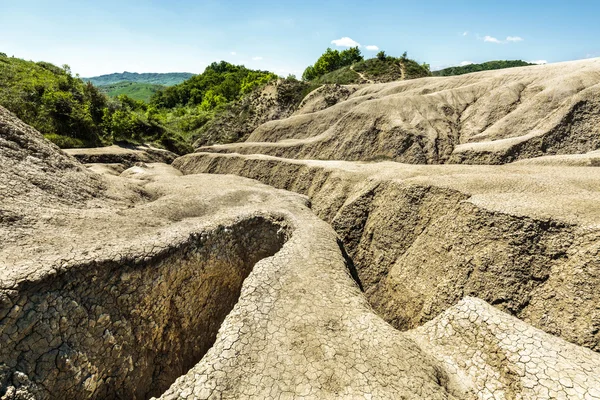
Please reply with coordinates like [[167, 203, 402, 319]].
[[1, 0, 599, 77]]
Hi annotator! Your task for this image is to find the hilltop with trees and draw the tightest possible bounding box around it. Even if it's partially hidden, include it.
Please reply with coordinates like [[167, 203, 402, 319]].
[[302, 47, 431, 84], [432, 60, 534, 76]]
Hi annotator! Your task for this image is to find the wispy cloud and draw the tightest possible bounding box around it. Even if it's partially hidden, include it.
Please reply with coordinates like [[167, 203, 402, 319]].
[[230, 51, 237, 56], [460, 61, 474, 66], [484, 35, 502, 44], [252, 56, 263, 61], [365, 45, 379, 51], [462, 31, 469, 36], [528, 60, 547, 64], [483, 35, 524, 44], [331, 37, 360, 47]]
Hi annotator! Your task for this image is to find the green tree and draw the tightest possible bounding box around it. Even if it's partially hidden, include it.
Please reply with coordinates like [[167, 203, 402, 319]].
[[377, 51, 387, 61], [302, 65, 317, 81], [313, 48, 341, 76], [340, 47, 363, 66], [199, 89, 227, 111], [61, 64, 72, 76], [83, 82, 107, 124]]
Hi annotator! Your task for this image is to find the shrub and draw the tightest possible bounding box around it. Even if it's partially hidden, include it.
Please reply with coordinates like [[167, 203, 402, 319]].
[[44, 133, 86, 148]]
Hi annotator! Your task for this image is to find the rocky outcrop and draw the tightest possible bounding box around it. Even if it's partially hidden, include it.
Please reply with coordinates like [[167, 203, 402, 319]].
[[198, 59, 600, 165]]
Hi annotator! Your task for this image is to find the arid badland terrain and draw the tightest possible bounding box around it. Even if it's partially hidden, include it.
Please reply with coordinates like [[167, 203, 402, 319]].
[[2, 59, 600, 399]]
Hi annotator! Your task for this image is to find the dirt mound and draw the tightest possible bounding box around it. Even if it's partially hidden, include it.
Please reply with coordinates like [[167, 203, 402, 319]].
[[198, 59, 600, 165], [63, 144, 177, 167], [0, 106, 105, 206], [294, 84, 361, 115]]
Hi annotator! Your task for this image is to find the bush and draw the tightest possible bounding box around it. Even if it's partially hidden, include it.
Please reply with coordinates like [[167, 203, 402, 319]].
[[44, 133, 86, 148]]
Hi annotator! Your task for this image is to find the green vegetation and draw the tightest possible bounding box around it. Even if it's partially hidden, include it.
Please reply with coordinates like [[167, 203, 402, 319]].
[[84, 72, 193, 86], [193, 75, 314, 146], [150, 61, 277, 108], [97, 81, 164, 102], [355, 52, 431, 79], [0, 53, 190, 153], [302, 47, 363, 81], [146, 61, 279, 143], [432, 60, 534, 76], [304, 48, 431, 84], [311, 66, 360, 85]]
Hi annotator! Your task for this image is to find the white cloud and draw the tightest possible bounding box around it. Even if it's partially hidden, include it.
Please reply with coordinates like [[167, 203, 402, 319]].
[[331, 37, 361, 47], [462, 31, 469, 36], [230, 51, 237, 56], [365, 45, 379, 51], [460, 61, 474, 66], [482, 35, 523, 44], [483, 35, 502, 44], [528, 60, 547, 65], [252, 56, 263, 61]]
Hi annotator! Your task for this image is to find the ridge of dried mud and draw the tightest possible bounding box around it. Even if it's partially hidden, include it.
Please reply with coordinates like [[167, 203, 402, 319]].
[[199, 58, 600, 165]]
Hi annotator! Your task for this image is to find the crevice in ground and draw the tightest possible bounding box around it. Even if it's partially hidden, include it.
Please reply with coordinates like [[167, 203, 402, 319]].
[[172, 153, 600, 354], [0, 216, 290, 400], [336, 238, 364, 292]]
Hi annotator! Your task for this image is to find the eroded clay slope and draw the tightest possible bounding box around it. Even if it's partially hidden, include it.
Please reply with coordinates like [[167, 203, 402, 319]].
[[175, 152, 600, 354], [199, 58, 600, 164], [3, 102, 600, 400]]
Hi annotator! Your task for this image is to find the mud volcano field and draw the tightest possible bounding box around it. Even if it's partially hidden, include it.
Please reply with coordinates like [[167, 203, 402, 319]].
[[2, 59, 600, 399]]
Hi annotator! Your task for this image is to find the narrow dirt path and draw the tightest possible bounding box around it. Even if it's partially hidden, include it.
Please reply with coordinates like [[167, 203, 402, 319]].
[[351, 64, 374, 84]]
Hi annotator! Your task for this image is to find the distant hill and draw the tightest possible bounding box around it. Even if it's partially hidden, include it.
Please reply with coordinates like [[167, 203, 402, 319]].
[[97, 81, 164, 102], [84, 72, 194, 86], [432, 60, 534, 76]]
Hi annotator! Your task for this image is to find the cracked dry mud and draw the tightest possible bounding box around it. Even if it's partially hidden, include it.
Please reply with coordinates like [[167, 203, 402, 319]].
[[3, 58, 600, 400]]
